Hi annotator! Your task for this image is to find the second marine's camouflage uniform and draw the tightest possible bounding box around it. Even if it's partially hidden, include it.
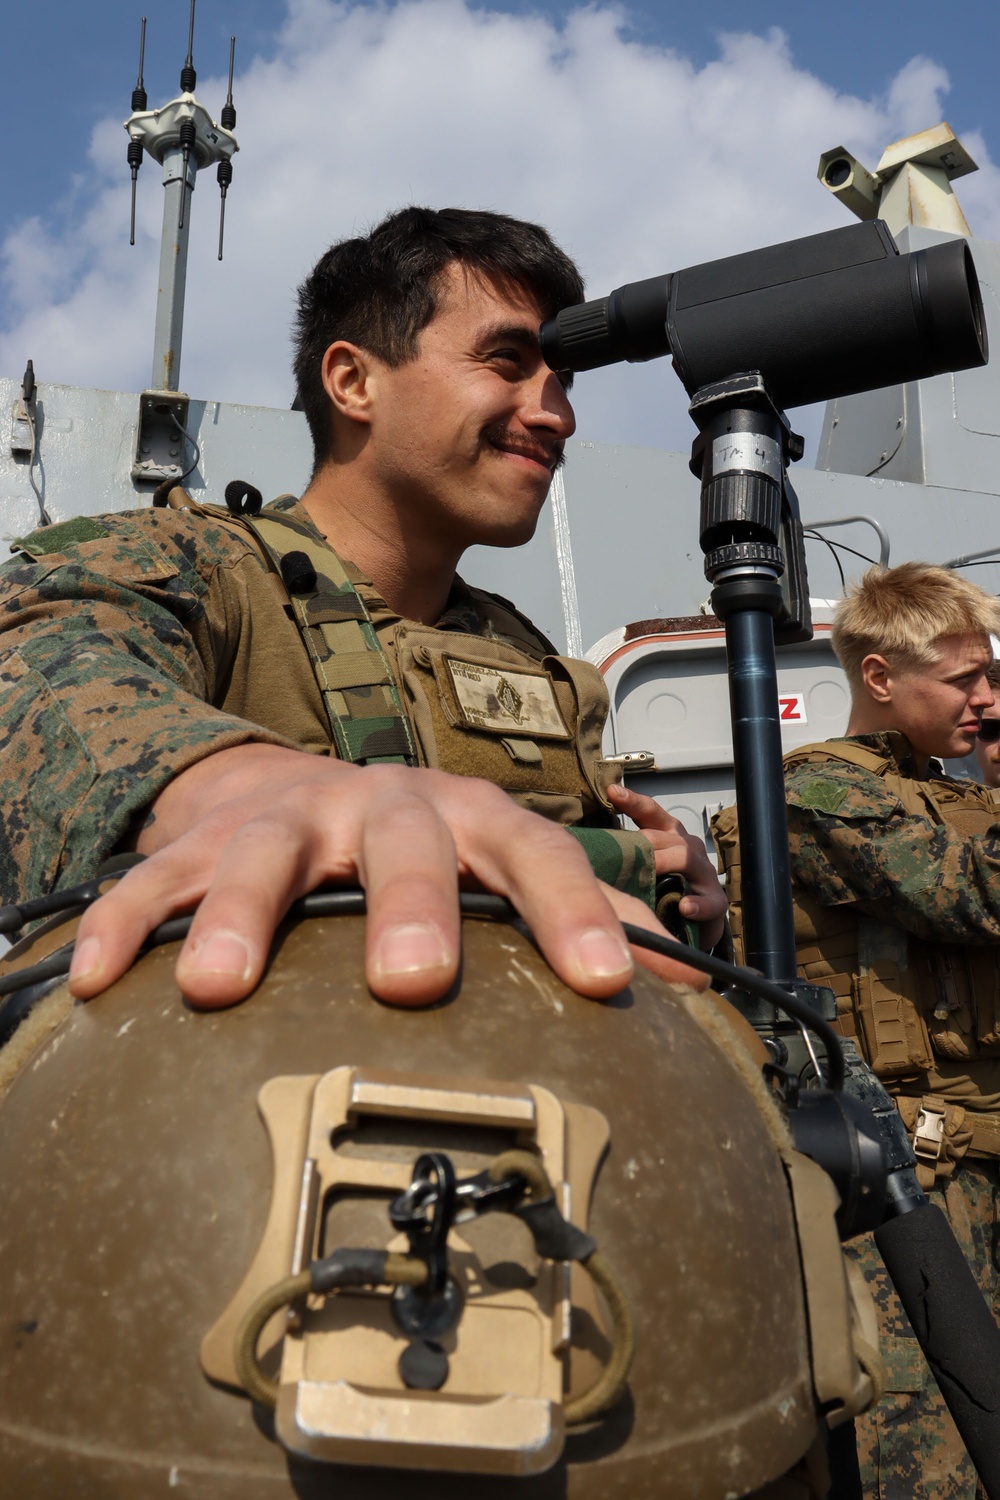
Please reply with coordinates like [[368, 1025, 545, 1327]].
[[0, 497, 653, 908], [718, 730, 1000, 1499]]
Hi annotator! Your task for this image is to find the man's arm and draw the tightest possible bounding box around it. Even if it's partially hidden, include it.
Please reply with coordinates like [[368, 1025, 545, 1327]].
[[0, 511, 296, 902], [68, 743, 709, 1006], [786, 764, 1000, 944], [0, 516, 704, 1004]]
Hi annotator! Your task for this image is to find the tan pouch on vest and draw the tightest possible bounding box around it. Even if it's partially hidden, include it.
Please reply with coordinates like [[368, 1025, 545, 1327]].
[[919, 945, 1000, 1057], [395, 625, 617, 822], [851, 919, 933, 1080]]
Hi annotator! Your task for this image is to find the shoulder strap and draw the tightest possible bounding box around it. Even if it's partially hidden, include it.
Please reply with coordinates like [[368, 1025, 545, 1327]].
[[242, 509, 416, 767], [783, 738, 954, 820], [783, 740, 891, 777], [465, 583, 558, 656]]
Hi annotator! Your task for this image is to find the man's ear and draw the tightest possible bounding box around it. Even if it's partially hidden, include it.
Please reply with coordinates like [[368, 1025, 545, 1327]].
[[860, 653, 894, 704], [320, 341, 377, 427]]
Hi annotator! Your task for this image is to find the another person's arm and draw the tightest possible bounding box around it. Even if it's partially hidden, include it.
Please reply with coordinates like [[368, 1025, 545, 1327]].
[[786, 763, 1000, 943], [606, 782, 728, 948]]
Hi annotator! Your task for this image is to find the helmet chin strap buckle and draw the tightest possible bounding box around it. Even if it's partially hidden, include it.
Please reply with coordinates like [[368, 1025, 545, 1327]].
[[200, 1064, 613, 1475]]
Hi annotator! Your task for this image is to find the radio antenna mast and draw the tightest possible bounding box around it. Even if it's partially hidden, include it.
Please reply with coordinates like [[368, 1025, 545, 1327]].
[[122, 7, 240, 482]]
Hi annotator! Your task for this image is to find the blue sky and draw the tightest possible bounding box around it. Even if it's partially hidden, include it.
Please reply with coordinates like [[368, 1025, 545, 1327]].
[[3, 0, 999, 453], [4, 0, 997, 250]]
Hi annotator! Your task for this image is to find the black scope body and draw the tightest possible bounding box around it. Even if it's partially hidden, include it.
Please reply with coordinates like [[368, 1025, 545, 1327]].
[[539, 220, 987, 410]]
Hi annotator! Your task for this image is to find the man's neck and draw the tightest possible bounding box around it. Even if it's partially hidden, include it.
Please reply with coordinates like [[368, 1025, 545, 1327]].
[[845, 712, 928, 776], [300, 468, 460, 625]]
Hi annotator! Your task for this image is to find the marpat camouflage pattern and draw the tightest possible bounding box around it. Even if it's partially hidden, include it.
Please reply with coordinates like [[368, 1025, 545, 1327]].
[[786, 733, 1000, 945], [847, 1162, 1000, 1500], [786, 733, 1000, 1497], [0, 499, 653, 905]]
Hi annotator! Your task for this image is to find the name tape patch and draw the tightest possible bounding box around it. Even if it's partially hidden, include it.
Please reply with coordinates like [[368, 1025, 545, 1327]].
[[446, 658, 569, 737]]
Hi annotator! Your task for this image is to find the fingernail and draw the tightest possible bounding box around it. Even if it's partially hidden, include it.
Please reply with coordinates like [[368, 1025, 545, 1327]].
[[187, 930, 252, 980], [576, 928, 631, 978], [373, 923, 449, 977], [70, 936, 101, 982]]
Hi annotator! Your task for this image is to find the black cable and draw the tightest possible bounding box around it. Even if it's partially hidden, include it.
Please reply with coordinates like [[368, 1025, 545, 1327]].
[[0, 878, 110, 936], [803, 530, 846, 592], [0, 884, 843, 1086], [23, 404, 51, 528], [0, 943, 76, 998], [802, 531, 878, 569], [168, 408, 201, 483], [621, 924, 845, 1090]]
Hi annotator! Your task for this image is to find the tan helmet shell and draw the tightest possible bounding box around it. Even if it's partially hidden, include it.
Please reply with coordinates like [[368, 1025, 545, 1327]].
[[0, 911, 821, 1498]]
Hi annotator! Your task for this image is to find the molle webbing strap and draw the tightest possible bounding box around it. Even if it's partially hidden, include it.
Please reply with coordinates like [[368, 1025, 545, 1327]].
[[783, 741, 892, 777], [243, 511, 416, 767]]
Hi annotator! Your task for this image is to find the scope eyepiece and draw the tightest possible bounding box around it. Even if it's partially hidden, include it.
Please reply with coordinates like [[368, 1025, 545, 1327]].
[[539, 275, 670, 373]]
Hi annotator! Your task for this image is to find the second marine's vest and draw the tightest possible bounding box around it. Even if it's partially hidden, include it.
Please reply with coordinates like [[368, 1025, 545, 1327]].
[[712, 739, 1000, 1087]]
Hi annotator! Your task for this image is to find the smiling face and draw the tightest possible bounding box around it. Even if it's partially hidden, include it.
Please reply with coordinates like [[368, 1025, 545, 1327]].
[[363, 262, 576, 554], [857, 632, 995, 767]]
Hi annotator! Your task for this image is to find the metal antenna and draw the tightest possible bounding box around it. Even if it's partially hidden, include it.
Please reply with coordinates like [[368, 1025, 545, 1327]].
[[180, 0, 197, 92], [127, 18, 148, 246], [223, 36, 236, 126], [133, 16, 147, 108], [177, 0, 198, 229], [217, 36, 237, 260], [178, 117, 196, 230]]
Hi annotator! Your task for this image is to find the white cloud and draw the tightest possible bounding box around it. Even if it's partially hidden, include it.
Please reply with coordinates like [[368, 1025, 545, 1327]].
[[2, 0, 996, 455]]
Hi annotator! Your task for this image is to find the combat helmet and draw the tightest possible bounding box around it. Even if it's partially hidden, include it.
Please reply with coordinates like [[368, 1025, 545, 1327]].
[[0, 891, 877, 1498]]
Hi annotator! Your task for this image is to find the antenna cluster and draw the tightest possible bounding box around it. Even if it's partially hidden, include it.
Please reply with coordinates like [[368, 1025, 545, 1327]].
[[124, 2, 240, 260]]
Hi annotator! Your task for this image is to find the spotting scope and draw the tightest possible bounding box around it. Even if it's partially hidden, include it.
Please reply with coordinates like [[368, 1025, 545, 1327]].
[[540, 215, 1000, 1493], [538, 219, 987, 407]]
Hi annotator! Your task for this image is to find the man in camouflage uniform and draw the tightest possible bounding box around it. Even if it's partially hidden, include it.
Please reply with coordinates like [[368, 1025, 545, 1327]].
[[718, 561, 1000, 1498], [0, 206, 725, 1011], [973, 668, 1000, 789]]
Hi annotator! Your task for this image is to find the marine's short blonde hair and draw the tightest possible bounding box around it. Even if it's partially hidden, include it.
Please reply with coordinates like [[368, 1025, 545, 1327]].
[[832, 562, 1000, 688]]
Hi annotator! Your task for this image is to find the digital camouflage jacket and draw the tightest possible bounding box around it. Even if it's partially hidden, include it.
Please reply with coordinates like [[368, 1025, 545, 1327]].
[[784, 731, 1000, 949], [0, 498, 652, 907], [786, 732, 1000, 1109]]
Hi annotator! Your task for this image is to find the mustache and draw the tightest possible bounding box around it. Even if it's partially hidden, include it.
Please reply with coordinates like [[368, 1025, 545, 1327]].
[[482, 424, 565, 473]]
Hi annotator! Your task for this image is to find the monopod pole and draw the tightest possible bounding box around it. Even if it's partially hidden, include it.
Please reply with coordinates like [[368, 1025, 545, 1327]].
[[690, 371, 1000, 1497]]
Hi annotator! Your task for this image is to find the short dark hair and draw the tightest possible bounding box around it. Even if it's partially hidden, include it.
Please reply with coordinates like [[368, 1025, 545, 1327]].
[[293, 206, 585, 469]]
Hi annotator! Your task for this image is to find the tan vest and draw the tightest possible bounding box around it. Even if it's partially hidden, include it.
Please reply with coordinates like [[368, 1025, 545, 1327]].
[[712, 740, 1000, 1091], [236, 502, 623, 827]]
